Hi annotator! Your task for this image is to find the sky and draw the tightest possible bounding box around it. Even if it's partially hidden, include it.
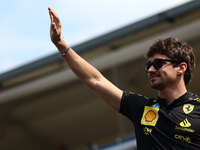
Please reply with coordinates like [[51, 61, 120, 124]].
[[0, 0, 191, 74]]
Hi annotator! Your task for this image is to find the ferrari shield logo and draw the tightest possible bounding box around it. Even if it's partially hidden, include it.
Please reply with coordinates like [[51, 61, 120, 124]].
[[183, 104, 194, 114]]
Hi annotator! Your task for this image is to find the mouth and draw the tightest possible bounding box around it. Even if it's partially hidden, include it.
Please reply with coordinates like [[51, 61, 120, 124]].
[[149, 73, 160, 81]]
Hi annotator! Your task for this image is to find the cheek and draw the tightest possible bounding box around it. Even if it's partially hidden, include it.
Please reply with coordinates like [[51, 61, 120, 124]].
[[160, 67, 176, 77], [164, 70, 177, 81]]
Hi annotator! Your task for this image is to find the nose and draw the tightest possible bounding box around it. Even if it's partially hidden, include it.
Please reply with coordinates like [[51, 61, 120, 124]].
[[147, 65, 156, 72]]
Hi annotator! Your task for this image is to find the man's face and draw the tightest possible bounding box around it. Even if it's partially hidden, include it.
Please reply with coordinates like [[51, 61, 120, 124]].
[[147, 53, 178, 90]]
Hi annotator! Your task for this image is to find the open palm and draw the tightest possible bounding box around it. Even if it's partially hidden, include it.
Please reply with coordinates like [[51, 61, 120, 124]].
[[48, 7, 62, 44]]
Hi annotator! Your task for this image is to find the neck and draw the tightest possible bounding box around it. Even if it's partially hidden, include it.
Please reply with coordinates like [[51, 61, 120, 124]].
[[158, 83, 187, 105]]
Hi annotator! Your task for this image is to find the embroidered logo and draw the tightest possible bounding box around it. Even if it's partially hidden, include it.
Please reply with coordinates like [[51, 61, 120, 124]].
[[180, 118, 191, 127], [141, 106, 159, 126], [143, 127, 153, 135], [151, 103, 160, 108], [174, 134, 191, 143], [189, 97, 200, 102], [183, 104, 194, 114]]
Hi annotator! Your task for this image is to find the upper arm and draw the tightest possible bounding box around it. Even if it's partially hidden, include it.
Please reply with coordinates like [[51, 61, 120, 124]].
[[90, 76, 123, 112], [63, 49, 123, 111]]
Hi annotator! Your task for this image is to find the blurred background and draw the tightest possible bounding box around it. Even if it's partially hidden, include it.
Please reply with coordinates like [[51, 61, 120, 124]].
[[1, 0, 200, 150], [0, 0, 190, 74]]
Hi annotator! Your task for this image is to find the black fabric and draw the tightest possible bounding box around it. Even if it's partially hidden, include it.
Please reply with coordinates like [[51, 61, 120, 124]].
[[119, 91, 200, 150]]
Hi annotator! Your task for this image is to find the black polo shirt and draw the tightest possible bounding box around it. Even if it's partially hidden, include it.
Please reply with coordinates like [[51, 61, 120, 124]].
[[119, 91, 200, 150]]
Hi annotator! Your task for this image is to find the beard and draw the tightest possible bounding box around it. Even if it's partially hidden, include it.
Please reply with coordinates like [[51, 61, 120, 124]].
[[150, 79, 165, 90]]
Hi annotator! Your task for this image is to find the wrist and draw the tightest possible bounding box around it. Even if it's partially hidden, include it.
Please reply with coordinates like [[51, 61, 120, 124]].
[[60, 47, 71, 57], [54, 38, 68, 53], [52, 35, 62, 46]]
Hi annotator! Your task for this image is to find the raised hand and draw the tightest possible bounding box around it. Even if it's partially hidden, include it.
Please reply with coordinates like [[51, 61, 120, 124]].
[[48, 7, 62, 45]]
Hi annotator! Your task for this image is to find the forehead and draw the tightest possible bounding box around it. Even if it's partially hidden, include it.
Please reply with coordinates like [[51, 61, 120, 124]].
[[148, 53, 170, 62]]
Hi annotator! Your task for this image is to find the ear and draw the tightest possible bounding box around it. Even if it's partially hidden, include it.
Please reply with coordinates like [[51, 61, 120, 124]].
[[177, 62, 187, 75]]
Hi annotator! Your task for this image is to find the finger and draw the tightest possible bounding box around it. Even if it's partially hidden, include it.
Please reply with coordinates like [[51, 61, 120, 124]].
[[48, 7, 60, 23], [49, 13, 54, 23], [48, 8, 55, 23]]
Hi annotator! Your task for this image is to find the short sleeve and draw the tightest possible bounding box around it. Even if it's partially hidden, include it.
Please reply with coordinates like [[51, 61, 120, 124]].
[[119, 91, 150, 123]]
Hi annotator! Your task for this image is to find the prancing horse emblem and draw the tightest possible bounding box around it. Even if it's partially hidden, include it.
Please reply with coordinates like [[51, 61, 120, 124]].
[[183, 104, 194, 114]]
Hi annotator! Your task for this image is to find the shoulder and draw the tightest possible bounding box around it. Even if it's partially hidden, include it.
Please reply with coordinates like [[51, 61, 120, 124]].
[[119, 91, 156, 120], [122, 91, 148, 100], [188, 92, 200, 102], [121, 91, 156, 105]]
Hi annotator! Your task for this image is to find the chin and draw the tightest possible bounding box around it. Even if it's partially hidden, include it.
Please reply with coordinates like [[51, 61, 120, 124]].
[[151, 81, 165, 90]]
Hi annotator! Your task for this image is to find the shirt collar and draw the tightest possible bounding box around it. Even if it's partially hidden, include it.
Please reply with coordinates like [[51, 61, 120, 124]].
[[157, 91, 192, 108]]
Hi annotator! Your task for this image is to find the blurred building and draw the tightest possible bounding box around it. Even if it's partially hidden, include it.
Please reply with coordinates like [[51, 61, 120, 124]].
[[1, 1, 200, 150]]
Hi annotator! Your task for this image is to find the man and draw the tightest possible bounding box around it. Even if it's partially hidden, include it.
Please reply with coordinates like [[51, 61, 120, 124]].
[[48, 7, 200, 149]]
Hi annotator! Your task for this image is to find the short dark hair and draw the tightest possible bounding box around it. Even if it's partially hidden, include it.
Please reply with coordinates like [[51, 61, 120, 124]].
[[146, 37, 195, 85]]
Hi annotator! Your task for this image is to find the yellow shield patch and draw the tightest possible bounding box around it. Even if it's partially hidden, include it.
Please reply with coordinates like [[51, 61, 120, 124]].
[[183, 104, 194, 114], [141, 106, 159, 126]]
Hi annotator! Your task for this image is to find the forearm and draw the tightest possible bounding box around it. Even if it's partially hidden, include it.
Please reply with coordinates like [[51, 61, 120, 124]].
[[49, 7, 122, 111], [56, 38, 103, 89]]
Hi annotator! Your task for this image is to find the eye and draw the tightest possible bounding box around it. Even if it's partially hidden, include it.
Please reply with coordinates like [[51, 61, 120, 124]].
[[154, 59, 163, 69], [162, 61, 167, 65]]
